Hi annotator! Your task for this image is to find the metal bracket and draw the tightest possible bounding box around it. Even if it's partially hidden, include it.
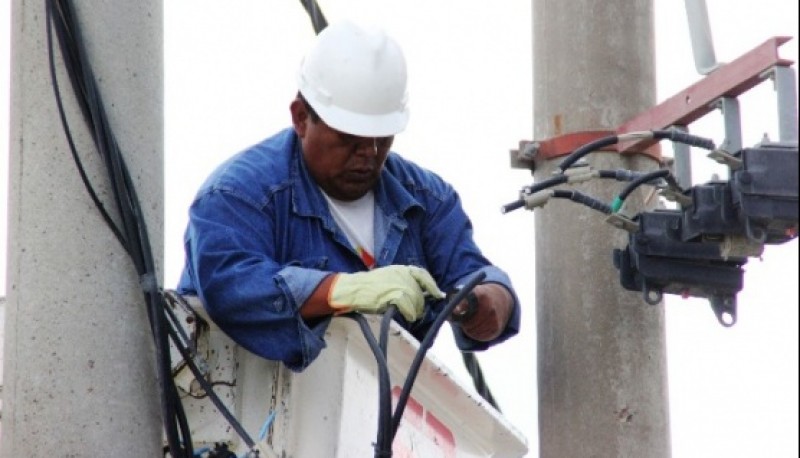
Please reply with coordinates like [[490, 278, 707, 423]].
[[514, 38, 794, 172], [616, 36, 795, 153], [605, 213, 640, 233], [710, 295, 737, 327], [659, 188, 693, 207], [713, 96, 743, 154], [669, 125, 693, 188], [768, 65, 799, 142], [707, 149, 743, 169]]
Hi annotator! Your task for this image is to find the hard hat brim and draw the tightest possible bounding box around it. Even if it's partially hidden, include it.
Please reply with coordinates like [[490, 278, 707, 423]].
[[309, 98, 409, 138]]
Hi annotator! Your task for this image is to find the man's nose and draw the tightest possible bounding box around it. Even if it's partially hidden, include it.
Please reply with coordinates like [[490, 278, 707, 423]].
[[353, 137, 378, 156]]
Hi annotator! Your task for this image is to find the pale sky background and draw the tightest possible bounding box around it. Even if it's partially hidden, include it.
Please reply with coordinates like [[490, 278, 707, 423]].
[[1, 1, 798, 457]]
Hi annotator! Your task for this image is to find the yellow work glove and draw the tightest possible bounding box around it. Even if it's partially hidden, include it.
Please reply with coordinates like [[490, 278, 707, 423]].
[[328, 265, 445, 322]]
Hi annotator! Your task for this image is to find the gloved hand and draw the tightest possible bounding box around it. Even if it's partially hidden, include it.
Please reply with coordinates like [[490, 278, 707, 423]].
[[328, 265, 445, 321]]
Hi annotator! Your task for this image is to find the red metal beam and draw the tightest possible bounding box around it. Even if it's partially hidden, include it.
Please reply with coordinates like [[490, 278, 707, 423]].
[[617, 36, 795, 153], [513, 36, 794, 168], [533, 131, 614, 160]]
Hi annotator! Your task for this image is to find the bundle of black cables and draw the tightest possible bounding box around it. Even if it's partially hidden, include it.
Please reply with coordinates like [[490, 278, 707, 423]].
[[45, 0, 193, 455], [351, 271, 487, 457]]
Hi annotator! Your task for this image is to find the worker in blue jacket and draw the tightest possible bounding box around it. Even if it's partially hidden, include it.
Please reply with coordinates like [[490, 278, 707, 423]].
[[178, 20, 520, 371]]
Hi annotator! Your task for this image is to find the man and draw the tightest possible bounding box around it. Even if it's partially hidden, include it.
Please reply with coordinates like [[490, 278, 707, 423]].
[[178, 20, 520, 372]]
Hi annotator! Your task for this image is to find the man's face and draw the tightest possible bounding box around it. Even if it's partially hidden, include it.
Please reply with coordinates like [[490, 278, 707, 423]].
[[291, 98, 394, 201]]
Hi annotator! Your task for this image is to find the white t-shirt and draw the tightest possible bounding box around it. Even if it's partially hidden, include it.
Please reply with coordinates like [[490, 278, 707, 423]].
[[322, 190, 376, 268]]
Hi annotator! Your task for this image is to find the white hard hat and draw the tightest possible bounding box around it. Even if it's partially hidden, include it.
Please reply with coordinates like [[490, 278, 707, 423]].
[[297, 20, 409, 137]]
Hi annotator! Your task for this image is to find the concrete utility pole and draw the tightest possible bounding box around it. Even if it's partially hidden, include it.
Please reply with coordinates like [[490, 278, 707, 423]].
[[3, 2, 163, 456], [531, 1, 671, 456]]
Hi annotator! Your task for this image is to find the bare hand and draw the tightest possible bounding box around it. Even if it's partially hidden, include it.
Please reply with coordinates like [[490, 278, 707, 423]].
[[454, 283, 513, 342]]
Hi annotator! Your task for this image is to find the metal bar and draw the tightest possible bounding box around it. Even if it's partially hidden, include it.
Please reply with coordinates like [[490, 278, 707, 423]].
[[671, 125, 693, 188], [684, 0, 721, 75], [617, 36, 794, 153], [717, 96, 743, 153], [772, 66, 799, 142]]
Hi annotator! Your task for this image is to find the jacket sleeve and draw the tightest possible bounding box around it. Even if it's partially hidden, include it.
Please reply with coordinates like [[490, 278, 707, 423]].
[[182, 187, 330, 372], [419, 178, 521, 351]]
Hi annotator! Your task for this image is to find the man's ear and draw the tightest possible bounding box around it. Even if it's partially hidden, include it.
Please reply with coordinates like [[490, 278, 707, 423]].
[[290, 98, 308, 137]]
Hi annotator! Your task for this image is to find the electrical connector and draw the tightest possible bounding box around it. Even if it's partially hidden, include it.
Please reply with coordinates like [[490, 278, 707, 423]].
[[523, 190, 552, 210], [613, 209, 746, 326], [729, 142, 799, 244], [502, 135, 796, 328]]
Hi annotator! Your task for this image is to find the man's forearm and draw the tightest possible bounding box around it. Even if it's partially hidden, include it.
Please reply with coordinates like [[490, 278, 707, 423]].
[[300, 274, 337, 319]]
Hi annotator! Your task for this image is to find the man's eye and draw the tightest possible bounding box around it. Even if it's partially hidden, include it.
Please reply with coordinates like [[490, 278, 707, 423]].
[[338, 134, 358, 144], [327, 134, 352, 148]]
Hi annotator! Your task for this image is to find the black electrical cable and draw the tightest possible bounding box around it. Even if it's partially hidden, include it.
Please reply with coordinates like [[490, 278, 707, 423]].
[[45, 1, 126, 248], [501, 174, 569, 214], [651, 128, 716, 150], [349, 313, 394, 457], [163, 289, 270, 452], [597, 169, 646, 182], [162, 294, 195, 355], [350, 272, 487, 455], [461, 352, 501, 411], [500, 198, 526, 214], [617, 168, 671, 203], [551, 189, 613, 215], [557, 135, 621, 173], [164, 319, 257, 450], [521, 174, 570, 197], [390, 271, 487, 440], [503, 129, 707, 215], [378, 296, 502, 450], [169, 377, 192, 457], [608, 168, 672, 214], [298, 0, 329, 34], [45, 1, 193, 455], [164, 288, 272, 451], [162, 290, 211, 364], [590, 168, 683, 198], [557, 130, 715, 173], [378, 307, 397, 455]]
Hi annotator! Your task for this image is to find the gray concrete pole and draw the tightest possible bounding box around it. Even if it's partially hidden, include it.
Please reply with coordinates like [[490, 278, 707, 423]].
[[532, 1, 671, 456], [3, 1, 163, 456]]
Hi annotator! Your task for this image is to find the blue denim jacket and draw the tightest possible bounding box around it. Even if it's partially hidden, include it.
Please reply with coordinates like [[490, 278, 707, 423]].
[[178, 128, 520, 371]]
